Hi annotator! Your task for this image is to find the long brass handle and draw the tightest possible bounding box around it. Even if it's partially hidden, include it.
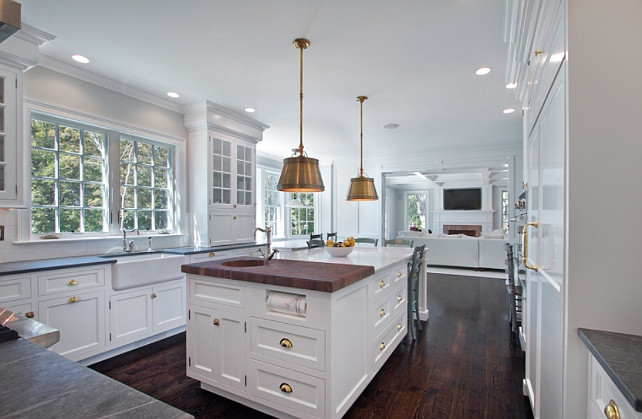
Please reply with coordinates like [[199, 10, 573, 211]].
[[25, 311, 35, 319], [380, 308, 385, 317], [379, 280, 385, 288], [279, 383, 293, 393], [279, 338, 293, 348], [67, 279, 78, 286], [379, 341, 385, 351], [523, 221, 539, 271], [67, 296, 81, 304], [213, 318, 220, 326], [604, 400, 620, 419]]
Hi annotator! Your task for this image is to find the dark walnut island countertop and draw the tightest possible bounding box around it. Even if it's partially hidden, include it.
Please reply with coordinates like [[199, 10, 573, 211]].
[[181, 257, 375, 292]]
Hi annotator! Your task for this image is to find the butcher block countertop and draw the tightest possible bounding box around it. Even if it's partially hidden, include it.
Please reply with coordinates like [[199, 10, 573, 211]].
[[181, 246, 412, 292]]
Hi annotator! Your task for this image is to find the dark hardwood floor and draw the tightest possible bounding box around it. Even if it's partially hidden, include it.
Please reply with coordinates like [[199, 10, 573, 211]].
[[90, 273, 533, 418]]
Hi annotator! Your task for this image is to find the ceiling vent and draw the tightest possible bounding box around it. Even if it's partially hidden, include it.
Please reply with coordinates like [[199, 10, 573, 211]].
[[0, 0, 20, 44]]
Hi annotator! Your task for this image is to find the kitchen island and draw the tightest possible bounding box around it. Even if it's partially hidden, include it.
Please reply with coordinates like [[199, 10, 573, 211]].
[[181, 246, 413, 419]]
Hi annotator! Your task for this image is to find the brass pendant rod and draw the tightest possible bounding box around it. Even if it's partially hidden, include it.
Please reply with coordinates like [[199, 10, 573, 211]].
[[357, 96, 368, 177], [294, 38, 310, 155]]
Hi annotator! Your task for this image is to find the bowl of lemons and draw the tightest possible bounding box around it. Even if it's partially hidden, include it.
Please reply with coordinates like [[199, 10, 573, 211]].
[[324, 237, 355, 257]]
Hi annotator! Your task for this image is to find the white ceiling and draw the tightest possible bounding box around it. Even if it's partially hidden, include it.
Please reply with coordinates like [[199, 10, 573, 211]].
[[18, 0, 522, 164]]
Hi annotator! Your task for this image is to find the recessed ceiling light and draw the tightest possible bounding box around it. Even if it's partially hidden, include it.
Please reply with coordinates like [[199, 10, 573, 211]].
[[506, 82, 517, 89], [72, 54, 90, 64], [503, 108, 516, 114], [383, 123, 399, 129], [475, 67, 491, 75], [166, 91, 180, 98], [244, 107, 256, 113]]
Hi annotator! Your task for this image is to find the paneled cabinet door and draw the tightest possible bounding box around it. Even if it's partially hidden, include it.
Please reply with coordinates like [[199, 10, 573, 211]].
[[0, 66, 23, 206], [187, 305, 246, 391], [109, 288, 153, 347], [38, 290, 106, 361], [152, 280, 185, 332], [208, 208, 255, 246]]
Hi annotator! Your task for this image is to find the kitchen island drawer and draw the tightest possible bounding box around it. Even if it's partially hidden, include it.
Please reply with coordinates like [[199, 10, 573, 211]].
[[370, 264, 406, 299], [38, 268, 104, 296], [0, 275, 31, 303], [248, 358, 325, 419], [250, 317, 325, 371], [372, 312, 406, 371], [188, 276, 245, 308]]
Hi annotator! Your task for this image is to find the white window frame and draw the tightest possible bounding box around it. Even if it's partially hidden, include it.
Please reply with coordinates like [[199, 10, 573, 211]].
[[403, 190, 429, 231], [256, 167, 284, 238], [22, 103, 181, 241], [287, 192, 317, 237]]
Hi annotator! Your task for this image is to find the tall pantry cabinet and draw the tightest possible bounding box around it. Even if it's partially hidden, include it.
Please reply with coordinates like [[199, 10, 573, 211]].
[[507, 0, 642, 417], [184, 102, 269, 247]]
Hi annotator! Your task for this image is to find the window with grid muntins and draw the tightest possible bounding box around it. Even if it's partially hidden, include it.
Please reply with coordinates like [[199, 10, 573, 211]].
[[30, 117, 108, 234], [120, 137, 172, 231], [263, 172, 280, 234], [290, 193, 315, 236]]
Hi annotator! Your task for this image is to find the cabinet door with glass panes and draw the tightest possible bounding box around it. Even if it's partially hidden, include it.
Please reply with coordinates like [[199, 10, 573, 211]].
[[208, 135, 255, 209], [0, 66, 23, 206]]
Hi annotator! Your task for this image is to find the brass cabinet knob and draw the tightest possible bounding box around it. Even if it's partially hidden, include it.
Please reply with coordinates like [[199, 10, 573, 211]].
[[279, 383, 293, 393], [397, 295, 402, 302], [380, 308, 385, 317], [534, 49, 543, 56], [25, 311, 35, 319], [150, 293, 157, 299], [397, 323, 402, 330], [604, 400, 620, 419], [233, 215, 237, 220], [397, 271, 402, 277], [67, 279, 79, 286], [379, 280, 385, 288], [208, 252, 216, 257], [279, 338, 293, 348], [233, 204, 237, 209], [379, 342, 385, 351], [67, 296, 81, 304], [213, 318, 220, 326]]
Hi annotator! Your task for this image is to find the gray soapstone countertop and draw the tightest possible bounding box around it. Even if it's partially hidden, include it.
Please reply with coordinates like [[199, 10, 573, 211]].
[[0, 338, 192, 418], [579, 328, 642, 412], [0, 255, 115, 276]]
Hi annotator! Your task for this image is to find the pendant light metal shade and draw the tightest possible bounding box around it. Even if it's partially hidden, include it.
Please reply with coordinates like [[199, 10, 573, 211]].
[[347, 96, 378, 201], [277, 38, 325, 192]]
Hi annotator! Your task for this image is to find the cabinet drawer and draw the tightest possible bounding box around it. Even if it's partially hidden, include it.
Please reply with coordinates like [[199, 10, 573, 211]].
[[0, 275, 31, 303], [371, 265, 406, 299], [2, 301, 33, 318], [250, 317, 326, 371], [372, 313, 406, 371], [248, 358, 325, 418], [38, 269, 104, 296], [588, 355, 642, 419], [188, 276, 245, 308], [189, 250, 234, 263]]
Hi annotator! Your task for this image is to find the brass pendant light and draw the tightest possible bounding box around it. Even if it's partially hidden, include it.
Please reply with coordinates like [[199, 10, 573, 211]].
[[277, 38, 325, 192], [347, 96, 379, 201]]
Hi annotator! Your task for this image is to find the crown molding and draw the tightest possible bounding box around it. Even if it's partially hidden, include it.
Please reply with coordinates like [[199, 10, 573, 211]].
[[36, 55, 184, 114], [15, 23, 56, 45]]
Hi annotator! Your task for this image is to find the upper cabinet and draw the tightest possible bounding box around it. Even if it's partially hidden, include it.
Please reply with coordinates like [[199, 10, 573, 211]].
[[184, 102, 269, 246], [0, 66, 22, 206]]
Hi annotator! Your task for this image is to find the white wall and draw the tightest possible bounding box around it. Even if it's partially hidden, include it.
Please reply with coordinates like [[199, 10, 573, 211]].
[[0, 67, 189, 263]]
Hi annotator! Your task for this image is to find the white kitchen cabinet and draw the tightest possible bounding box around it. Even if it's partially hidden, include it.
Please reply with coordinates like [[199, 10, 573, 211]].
[[184, 102, 268, 247], [187, 303, 246, 391], [109, 279, 185, 347], [0, 65, 24, 207], [39, 290, 106, 361], [185, 257, 409, 419], [587, 354, 642, 419]]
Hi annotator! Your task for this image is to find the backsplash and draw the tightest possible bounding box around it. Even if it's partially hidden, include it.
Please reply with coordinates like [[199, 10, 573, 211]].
[[0, 209, 189, 263]]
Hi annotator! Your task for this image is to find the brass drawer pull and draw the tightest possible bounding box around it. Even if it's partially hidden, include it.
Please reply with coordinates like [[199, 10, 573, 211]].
[[208, 252, 216, 257], [604, 400, 620, 419], [279, 338, 293, 348], [67, 279, 79, 286], [379, 280, 385, 288], [379, 341, 385, 351], [67, 296, 81, 304], [213, 318, 220, 326], [397, 295, 402, 302], [25, 311, 35, 319], [397, 271, 402, 277], [279, 383, 293, 393], [397, 322, 402, 330], [150, 293, 157, 299], [380, 308, 385, 317], [534, 49, 543, 56]]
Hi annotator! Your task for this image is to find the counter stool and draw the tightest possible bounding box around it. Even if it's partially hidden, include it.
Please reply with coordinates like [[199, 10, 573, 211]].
[[407, 244, 425, 340], [307, 234, 325, 249]]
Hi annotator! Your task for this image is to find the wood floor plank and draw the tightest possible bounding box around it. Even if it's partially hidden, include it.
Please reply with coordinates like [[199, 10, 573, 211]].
[[90, 273, 533, 418]]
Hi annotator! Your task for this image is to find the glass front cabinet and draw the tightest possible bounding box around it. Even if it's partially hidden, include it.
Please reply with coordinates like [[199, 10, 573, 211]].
[[0, 65, 24, 207]]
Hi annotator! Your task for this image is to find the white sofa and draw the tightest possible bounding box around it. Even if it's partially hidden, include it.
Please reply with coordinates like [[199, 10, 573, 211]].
[[398, 233, 507, 270]]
